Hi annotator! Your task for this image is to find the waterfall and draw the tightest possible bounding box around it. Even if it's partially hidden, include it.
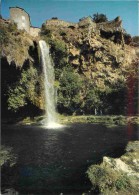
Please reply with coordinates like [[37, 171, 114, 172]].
[[39, 40, 60, 128]]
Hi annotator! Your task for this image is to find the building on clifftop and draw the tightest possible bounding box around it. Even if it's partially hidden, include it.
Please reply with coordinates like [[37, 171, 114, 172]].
[[10, 7, 31, 32]]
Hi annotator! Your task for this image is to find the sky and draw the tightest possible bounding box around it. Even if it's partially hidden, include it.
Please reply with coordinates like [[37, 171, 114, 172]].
[[1, 0, 139, 37]]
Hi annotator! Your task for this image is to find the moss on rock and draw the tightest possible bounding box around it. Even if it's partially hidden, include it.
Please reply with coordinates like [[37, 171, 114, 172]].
[[86, 141, 139, 194]]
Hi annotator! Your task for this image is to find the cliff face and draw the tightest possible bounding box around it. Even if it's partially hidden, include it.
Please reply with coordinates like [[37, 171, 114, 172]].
[[0, 19, 41, 66], [43, 17, 136, 82], [1, 17, 138, 117], [41, 17, 138, 114]]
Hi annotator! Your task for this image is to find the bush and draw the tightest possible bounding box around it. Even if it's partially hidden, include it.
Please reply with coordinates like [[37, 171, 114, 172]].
[[87, 165, 131, 193], [51, 40, 67, 57], [93, 13, 108, 23], [115, 175, 131, 190], [8, 22, 18, 32], [0, 22, 8, 45], [51, 17, 58, 20], [41, 28, 52, 37], [50, 39, 68, 72]]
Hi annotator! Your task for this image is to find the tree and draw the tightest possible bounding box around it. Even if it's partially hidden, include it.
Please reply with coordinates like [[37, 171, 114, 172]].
[[93, 13, 108, 23], [57, 67, 82, 114], [84, 89, 102, 114], [7, 66, 39, 112]]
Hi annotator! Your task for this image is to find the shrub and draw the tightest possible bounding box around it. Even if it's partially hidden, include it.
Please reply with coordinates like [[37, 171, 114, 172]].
[[115, 175, 131, 190], [93, 13, 108, 23], [50, 39, 68, 71], [87, 165, 115, 192], [8, 22, 18, 32], [51, 40, 67, 57], [87, 165, 131, 193], [0, 22, 8, 45], [51, 17, 58, 20], [41, 28, 52, 37]]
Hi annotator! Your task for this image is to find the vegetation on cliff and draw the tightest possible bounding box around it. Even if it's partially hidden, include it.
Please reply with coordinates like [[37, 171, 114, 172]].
[[40, 16, 138, 115], [86, 141, 139, 194], [1, 19, 44, 118], [92, 13, 108, 23], [1, 15, 138, 117], [7, 66, 40, 112]]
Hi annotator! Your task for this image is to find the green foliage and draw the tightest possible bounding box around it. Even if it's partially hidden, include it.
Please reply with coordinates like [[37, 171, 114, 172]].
[[87, 165, 115, 192], [0, 145, 17, 167], [93, 13, 108, 23], [40, 28, 68, 69], [8, 86, 26, 111], [51, 39, 67, 59], [57, 67, 82, 114], [115, 175, 131, 190], [84, 83, 103, 114], [55, 68, 63, 80], [7, 66, 39, 112], [41, 28, 52, 37], [87, 165, 131, 193], [0, 21, 19, 50], [84, 90, 102, 114], [50, 39, 68, 78], [0, 22, 8, 45]]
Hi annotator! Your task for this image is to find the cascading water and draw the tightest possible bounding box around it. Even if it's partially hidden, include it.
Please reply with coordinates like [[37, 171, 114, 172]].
[[39, 40, 61, 128]]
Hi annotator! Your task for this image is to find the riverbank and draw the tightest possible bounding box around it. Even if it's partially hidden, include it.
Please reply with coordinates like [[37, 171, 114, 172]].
[[17, 115, 139, 127]]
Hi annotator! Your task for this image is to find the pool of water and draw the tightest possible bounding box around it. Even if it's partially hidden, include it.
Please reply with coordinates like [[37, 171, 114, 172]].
[[1, 123, 138, 195]]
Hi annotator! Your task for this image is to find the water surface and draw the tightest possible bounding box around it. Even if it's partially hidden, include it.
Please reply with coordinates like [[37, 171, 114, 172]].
[[1, 123, 138, 194]]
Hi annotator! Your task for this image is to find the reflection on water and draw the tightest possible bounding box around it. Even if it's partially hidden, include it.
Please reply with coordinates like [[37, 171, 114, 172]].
[[1, 123, 138, 195]]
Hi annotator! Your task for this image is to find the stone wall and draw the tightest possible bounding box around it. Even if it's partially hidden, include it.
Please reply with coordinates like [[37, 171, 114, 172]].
[[78, 17, 93, 27], [46, 19, 78, 28], [46, 17, 96, 32], [10, 7, 31, 32], [96, 17, 123, 32], [30, 27, 41, 37]]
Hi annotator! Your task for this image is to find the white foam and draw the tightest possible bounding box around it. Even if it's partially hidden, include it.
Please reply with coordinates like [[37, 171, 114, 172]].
[[43, 122, 64, 129]]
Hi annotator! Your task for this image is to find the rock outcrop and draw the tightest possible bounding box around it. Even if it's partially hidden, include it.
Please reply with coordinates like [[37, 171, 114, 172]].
[[43, 16, 137, 90], [87, 141, 139, 194]]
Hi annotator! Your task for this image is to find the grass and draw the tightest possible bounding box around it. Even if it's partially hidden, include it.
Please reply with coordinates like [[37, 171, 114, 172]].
[[17, 114, 139, 127]]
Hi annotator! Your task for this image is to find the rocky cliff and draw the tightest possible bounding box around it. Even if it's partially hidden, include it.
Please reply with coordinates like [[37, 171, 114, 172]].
[[41, 16, 138, 115], [1, 16, 138, 117]]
